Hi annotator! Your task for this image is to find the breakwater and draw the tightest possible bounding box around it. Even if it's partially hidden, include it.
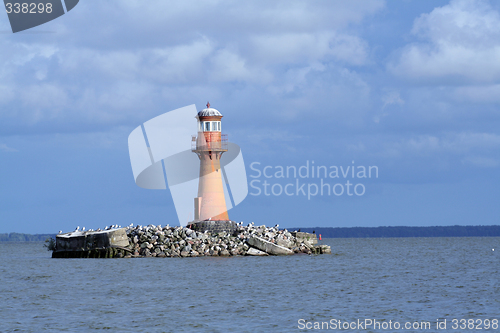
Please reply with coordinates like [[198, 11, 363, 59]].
[[52, 224, 331, 258]]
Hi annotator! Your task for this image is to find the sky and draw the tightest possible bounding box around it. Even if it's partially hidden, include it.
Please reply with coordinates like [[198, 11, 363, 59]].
[[1, 0, 500, 233]]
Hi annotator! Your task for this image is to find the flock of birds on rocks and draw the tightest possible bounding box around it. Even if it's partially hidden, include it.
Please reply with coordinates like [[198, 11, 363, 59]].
[[58, 222, 331, 257], [60, 224, 127, 234], [65, 222, 279, 233]]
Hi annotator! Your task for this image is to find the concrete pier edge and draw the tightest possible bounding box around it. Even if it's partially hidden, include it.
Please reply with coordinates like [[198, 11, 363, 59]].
[[52, 224, 331, 258]]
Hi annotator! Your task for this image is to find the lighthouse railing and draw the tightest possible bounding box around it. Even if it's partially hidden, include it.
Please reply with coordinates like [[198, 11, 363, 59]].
[[192, 134, 228, 151]]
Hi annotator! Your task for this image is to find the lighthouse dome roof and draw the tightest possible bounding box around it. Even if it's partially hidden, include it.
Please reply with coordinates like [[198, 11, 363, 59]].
[[198, 102, 222, 117], [198, 107, 222, 117]]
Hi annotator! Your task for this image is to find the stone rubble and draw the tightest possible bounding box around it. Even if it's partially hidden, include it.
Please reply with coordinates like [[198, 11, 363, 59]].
[[122, 224, 332, 258]]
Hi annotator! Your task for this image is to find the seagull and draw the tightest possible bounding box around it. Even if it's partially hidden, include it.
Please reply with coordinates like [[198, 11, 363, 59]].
[[274, 224, 279, 228], [75, 226, 80, 231], [58, 230, 62, 234], [82, 227, 86, 231]]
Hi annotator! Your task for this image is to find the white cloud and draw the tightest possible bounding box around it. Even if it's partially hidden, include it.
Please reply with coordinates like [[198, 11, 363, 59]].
[[266, 62, 325, 95], [346, 142, 366, 152], [11, 44, 58, 67], [381, 132, 500, 164], [0, 143, 18, 152], [462, 156, 500, 168], [382, 91, 404, 108], [250, 32, 369, 66], [21, 84, 68, 110], [145, 40, 215, 83], [76, 0, 385, 40], [389, 0, 500, 83], [453, 84, 500, 103], [0, 85, 14, 104], [0, 1, 384, 133], [373, 91, 404, 123], [209, 49, 271, 83]]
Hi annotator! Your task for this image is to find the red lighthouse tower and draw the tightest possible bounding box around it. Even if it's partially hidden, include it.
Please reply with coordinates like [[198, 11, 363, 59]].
[[191, 103, 231, 228]]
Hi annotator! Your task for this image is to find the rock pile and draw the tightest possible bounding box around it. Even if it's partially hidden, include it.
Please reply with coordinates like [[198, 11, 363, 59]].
[[123, 224, 331, 258]]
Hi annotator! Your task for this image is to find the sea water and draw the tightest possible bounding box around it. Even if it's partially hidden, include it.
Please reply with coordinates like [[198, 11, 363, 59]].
[[0, 237, 498, 332]]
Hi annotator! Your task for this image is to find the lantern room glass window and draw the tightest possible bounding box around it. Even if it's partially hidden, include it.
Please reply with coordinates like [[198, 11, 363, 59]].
[[200, 121, 221, 132]]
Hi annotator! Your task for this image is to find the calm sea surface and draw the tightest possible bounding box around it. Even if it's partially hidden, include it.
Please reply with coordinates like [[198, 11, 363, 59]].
[[0, 237, 498, 332]]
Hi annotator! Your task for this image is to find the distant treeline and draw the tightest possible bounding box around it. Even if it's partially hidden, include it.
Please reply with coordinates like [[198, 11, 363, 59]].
[[0, 233, 55, 242], [296, 225, 500, 238]]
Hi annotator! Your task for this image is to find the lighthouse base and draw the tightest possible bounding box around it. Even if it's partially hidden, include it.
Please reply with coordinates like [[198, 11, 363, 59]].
[[187, 220, 238, 235]]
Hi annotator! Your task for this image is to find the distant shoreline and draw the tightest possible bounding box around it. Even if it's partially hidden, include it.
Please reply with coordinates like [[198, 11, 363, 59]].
[[1, 225, 500, 242], [0, 233, 55, 242]]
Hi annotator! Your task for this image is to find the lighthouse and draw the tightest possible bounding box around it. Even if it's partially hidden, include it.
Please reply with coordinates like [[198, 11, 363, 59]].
[[190, 103, 235, 232]]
